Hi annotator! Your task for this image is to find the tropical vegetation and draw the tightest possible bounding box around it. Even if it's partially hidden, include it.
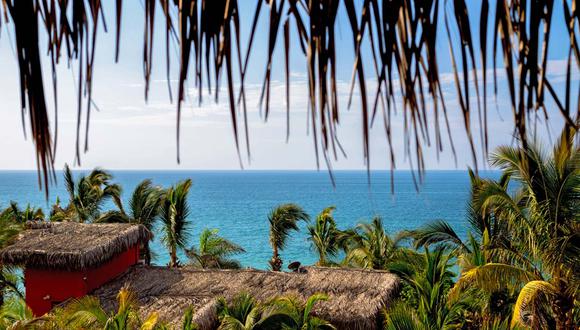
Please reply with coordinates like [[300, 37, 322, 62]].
[[216, 292, 333, 330], [186, 229, 245, 270], [51, 165, 123, 223], [307, 207, 342, 267], [97, 180, 165, 264], [267, 204, 309, 271], [0, 127, 578, 328], [159, 179, 193, 268]]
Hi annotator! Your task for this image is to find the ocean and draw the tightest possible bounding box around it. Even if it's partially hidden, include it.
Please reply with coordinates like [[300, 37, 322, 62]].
[[0, 170, 499, 269]]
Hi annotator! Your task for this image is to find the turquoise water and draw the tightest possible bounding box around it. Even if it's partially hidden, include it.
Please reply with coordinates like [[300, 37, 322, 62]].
[[0, 170, 498, 269]]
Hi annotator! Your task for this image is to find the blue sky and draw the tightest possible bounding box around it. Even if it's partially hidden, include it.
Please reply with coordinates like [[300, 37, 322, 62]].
[[0, 1, 576, 170]]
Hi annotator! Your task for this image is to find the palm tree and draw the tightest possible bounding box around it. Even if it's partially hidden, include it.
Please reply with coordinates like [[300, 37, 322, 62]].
[[51, 286, 159, 330], [307, 207, 341, 266], [159, 179, 193, 268], [407, 168, 527, 326], [3, 0, 574, 197], [0, 211, 23, 307], [384, 247, 471, 329], [52, 165, 123, 223], [1, 202, 44, 223], [267, 204, 309, 271], [216, 292, 333, 330], [186, 229, 245, 269], [449, 128, 580, 329], [343, 217, 417, 270], [266, 294, 335, 330], [0, 297, 35, 329], [97, 179, 164, 264], [216, 292, 289, 330]]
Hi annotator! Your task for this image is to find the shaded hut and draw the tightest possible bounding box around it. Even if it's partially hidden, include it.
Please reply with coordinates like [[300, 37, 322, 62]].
[[93, 265, 400, 330], [0, 222, 149, 315]]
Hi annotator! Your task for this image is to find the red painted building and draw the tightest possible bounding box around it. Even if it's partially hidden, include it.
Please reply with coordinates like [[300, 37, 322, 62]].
[[0, 222, 149, 316]]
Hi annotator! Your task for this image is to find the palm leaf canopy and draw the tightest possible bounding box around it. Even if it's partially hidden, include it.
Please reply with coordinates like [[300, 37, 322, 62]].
[[186, 229, 245, 269], [0, 0, 577, 195], [268, 203, 309, 251], [160, 179, 193, 250], [128, 180, 165, 231]]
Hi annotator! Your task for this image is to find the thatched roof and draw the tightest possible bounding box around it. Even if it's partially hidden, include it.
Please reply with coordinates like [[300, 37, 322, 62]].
[[93, 265, 399, 330], [0, 222, 149, 271]]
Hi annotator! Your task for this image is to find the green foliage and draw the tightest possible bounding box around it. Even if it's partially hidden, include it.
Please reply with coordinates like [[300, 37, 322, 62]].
[[51, 165, 122, 222], [0, 297, 35, 329], [0, 202, 44, 223], [385, 247, 479, 329], [1, 127, 578, 328], [0, 212, 23, 307], [160, 179, 193, 267], [458, 127, 580, 328], [307, 207, 342, 266], [181, 306, 198, 330], [267, 204, 309, 271], [97, 179, 164, 264], [342, 217, 418, 271], [265, 293, 334, 330], [216, 292, 334, 330], [40, 287, 162, 330], [186, 229, 245, 269]]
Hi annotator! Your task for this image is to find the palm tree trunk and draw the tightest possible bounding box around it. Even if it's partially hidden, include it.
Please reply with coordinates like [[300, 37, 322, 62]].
[[553, 279, 573, 330], [319, 249, 326, 266], [271, 245, 281, 271], [554, 310, 569, 330], [553, 298, 573, 330], [144, 241, 151, 265], [170, 245, 177, 267]]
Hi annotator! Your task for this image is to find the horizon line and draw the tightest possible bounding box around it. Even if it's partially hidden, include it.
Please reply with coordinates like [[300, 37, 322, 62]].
[[0, 168, 498, 172]]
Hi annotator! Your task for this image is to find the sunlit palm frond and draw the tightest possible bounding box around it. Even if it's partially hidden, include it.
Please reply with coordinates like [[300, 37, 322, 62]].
[[449, 263, 536, 301], [139, 311, 159, 330], [59, 295, 109, 329], [303, 293, 328, 322], [511, 280, 557, 329]]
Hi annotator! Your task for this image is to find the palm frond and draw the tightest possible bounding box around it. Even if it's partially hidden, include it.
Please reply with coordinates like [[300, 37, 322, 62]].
[[1, 1, 577, 194], [449, 263, 536, 300], [408, 219, 470, 253], [511, 280, 557, 329], [382, 302, 424, 330], [268, 204, 309, 251]]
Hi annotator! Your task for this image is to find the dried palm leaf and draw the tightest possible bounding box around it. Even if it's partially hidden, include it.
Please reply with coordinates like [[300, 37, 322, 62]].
[[0, 0, 578, 195]]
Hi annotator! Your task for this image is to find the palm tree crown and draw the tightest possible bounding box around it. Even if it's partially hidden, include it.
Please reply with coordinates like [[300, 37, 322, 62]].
[[344, 216, 415, 270], [52, 165, 122, 222], [186, 229, 245, 269], [307, 206, 341, 266], [97, 179, 164, 264]]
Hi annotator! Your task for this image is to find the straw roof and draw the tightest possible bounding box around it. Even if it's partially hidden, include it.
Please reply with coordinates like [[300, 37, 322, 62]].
[[93, 265, 399, 330], [0, 222, 149, 271]]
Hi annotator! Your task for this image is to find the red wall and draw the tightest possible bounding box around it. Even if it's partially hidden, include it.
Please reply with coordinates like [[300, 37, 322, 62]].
[[25, 244, 140, 316]]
